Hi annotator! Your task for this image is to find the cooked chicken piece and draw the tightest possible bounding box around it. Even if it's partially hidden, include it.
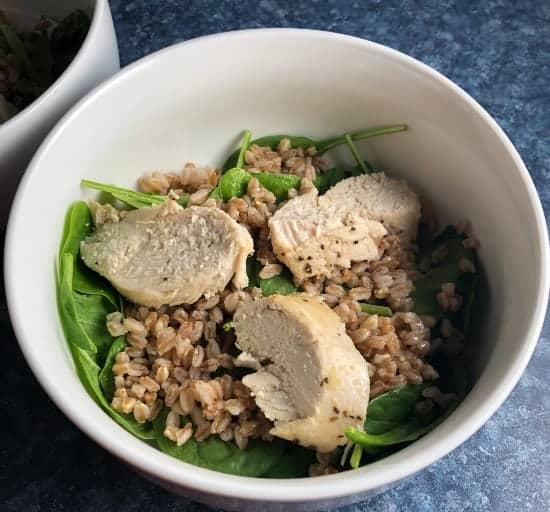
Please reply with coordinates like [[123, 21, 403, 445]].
[[80, 200, 253, 307], [268, 188, 387, 282], [234, 294, 369, 452], [269, 173, 420, 282], [323, 173, 421, 239]]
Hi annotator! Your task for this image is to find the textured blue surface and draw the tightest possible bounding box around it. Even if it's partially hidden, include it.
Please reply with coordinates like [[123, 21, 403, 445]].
[[2, 1, 549, 511]]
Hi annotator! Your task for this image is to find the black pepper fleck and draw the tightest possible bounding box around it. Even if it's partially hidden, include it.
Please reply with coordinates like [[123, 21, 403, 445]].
[[353, 240, 359, 245], [298, 256, 304, 261], [333, 406, 340, 414], [336, 252, 341, 258], [351, 226, 356, 231], [304, 263, 312, 273], [320, 244, 325, 249]]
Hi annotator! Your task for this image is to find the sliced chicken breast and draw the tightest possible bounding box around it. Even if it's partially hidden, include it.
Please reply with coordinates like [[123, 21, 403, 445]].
[[324, 172, 421, 239], [234, 293, 369, 452], [269, 173, 420, 282], [80, 200, 253, 307], [269, 188, 387, 282]]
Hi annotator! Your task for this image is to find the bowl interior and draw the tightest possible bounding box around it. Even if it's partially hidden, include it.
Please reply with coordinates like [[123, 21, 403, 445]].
[[5, 30, 548, 505]]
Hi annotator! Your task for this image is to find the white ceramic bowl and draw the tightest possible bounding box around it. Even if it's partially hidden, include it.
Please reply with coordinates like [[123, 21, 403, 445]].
[[5, 29, 549, 511], [0, 0, 119, 224]]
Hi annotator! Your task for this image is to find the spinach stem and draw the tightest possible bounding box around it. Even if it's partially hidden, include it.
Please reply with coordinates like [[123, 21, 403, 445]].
[[344, 134, 369, 174], [350, 444, 363, 469], [360, 303, 393, 316], [81, 179, 164, 203], [317, 124, 408, 155], [236, 129, 252, 169]]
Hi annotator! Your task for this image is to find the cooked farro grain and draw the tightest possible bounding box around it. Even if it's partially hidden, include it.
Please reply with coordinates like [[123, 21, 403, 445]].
[[243, 138, 325, 179], [259, 263, 283, 279], [89, 201, 121, 225], [463, 237, 480, 249], [106, 312, 127, 337], [431, 244, 449, 264], [110, 289, 272, 449], [459, 257, 476, 273]]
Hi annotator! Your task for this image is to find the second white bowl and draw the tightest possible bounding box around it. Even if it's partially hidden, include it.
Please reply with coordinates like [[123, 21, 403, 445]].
[[0, 0, 119, 224]]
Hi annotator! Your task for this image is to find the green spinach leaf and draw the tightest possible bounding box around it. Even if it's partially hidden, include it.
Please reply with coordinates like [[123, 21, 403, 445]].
[[313, 165, 368, 195], [58, 254, 100, 355], [59, 254, 118, 360], [69, 343, 154, 440], [72, 260, 120, 309], [313, 167, 347, 194], [210, 168, 302, 203], [99, 337, 127, 399], [364, 384, 427, 435], [260, 270, 297, 297], [58, 201, 119, 307], [59, 201, 92, 274], [58, 208, 153, 441], [454, 272, 478, 336], [246, 257, 296, 296], [153, 409, 286, 477], [209, 167, 251, 201], [346, 402, 456, 448], [262, 446, 315, 478], [413, 227, 475, 319], [255, 173, 302, 201], [210, 130, 253, 200], [72, 292, 118, 363]]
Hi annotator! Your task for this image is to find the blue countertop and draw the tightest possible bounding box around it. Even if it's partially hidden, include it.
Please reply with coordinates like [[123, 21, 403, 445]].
[[2, 1, 549, 511]]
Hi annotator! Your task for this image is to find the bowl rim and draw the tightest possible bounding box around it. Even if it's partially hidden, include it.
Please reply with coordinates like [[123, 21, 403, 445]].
[[0, 0, 110, 137], [5, 28, 550, 504]]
